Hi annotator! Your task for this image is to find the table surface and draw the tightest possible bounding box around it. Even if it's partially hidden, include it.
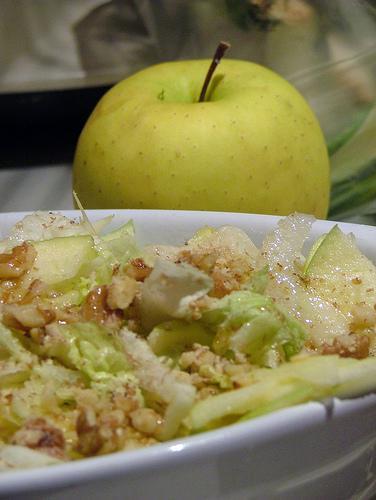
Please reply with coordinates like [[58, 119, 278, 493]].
[[0, 164, 73, 213]]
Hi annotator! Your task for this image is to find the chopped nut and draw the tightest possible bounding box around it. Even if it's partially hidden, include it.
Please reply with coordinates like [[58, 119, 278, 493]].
[[125, 258, 152, 282], [129, 408, 162, 436], [2, 303, 55, 330], [11, 418, 66, 460], [350, 304, 376, 331], [197, 386, 220, 400], [76, 409, 103, 456], [321, 335, 370, 359], [19, 279, 46, 305], [82, 285, 123, 328], [107, 275, 138, 310], [0, 243, 36, 279]]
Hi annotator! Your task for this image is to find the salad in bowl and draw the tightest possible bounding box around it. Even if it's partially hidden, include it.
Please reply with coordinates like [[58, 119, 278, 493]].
[[0, 209, 375, 472]]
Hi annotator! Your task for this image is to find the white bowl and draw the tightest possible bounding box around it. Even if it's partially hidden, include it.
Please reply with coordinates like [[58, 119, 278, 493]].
[[0, 210, 375, 500]]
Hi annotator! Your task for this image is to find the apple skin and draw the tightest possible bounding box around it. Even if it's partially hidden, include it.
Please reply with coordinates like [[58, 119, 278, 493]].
[[73, 59, 330, 217]]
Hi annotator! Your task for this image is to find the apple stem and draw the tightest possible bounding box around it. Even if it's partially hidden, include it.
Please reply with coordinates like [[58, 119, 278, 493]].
[[198, 41, 231, 103]]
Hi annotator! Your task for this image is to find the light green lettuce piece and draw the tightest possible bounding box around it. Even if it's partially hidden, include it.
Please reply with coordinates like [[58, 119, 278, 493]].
[[245, 266, 269, 294], [0, 324, 35, 365], [98, 220, 139, 264], [147, 320, 213, 361], [49, 255, 113, 306], [147, 322, 231, 390], [34, 323, 130, 382], [203, 291, 269, 330], [202, 290, 307, 367], [102, 220, 134, 243], [0, 325, 35, 390]]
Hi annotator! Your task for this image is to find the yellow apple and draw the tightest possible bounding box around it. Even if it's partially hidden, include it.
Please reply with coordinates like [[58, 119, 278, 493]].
[[73, 58, 330, 217]]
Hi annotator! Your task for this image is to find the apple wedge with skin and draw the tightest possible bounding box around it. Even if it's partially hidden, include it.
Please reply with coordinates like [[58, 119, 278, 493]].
[[73, 56, 330, 217], [304, 225, 376, 316]]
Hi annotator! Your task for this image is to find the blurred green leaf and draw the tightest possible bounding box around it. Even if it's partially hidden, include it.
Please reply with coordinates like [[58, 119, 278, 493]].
[[329, 158, 376, 219], [330, 104, 376, 184], [328, 103, 376, 222], [327, 106, 372, 156]]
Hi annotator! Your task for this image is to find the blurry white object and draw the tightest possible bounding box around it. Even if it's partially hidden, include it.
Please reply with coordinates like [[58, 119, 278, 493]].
[[0, 0, 104, 91]]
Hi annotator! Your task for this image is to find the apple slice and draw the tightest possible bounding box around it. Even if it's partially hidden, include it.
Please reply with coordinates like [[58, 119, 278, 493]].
[[30, 235, 97, 285], [304, 225, 376, 315]]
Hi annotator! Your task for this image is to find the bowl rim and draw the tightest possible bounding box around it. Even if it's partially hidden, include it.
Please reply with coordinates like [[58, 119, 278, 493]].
[[0, 209, 375, 495], [1, 395, 375, 495]]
